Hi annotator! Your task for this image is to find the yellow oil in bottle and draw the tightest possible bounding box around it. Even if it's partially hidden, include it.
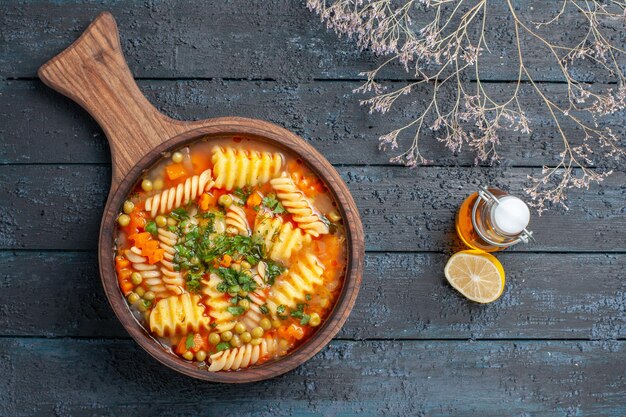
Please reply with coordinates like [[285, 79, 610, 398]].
[[455, 192, 500, 252], [456, 188, 533, 252]]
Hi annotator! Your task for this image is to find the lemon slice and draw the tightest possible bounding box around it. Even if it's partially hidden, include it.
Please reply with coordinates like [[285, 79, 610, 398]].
[[444, 250, 505, 303]]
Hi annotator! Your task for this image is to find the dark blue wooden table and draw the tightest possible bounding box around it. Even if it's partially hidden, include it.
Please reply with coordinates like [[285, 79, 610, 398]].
[[1, 1, 625, 415]]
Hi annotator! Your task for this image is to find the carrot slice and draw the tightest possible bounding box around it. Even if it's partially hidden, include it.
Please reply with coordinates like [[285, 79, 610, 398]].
[[120, 281, 134, 296], [166, 163, 187, 180], [247, 192, 262, 207], [147, 248, 165, 265], [175, 336, 188, 355], [220, 254, 232, 267], [129, 232, 151, 249], [198, 193, 216, 211]]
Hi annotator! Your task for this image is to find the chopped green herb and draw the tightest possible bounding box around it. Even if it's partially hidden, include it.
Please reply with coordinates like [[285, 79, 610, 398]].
[[265, 260, 286, 285], [305, 294, 312, 301], [227, 306, 245, 316], [145, 221, 158, 236], [290, 303, 311, 325], [170, 207, 189, 221], [277, 305, 286, 314], [262, 194, 286, 214], [196, 211, 216, 220], [216, 342, 231, 352], [215, 267, 257, 294], [233, 186, 252, 201], [185, 333, 195, 349], [185, 271, 202, 292], [259, 304, 269, 315]]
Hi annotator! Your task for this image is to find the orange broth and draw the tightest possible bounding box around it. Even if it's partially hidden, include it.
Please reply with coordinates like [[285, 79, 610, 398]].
[[114, 136, 346, 372]]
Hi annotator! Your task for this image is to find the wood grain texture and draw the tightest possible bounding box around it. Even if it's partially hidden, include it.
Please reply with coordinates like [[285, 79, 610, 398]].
[[2, 251, 624, 340], [1, 338, 625, 417], [2, 165, 624, 252], [2, 0, 624, 82], [3, 80, 625, 167], [3, 0, 625, 411], [37, 12, 190, 186]]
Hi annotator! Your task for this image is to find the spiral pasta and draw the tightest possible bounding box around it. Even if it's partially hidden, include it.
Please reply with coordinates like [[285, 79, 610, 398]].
[[145, 169, 214, 218], [266, 253, 325, 314], [225, 203, 251, 236], [125, 246, 171, 298], [240, 273, 268, 330], [212, 146, 283, 190], [254, 212, 310, 263], [201, 273, 236, 333], [149, 293, 210, 337], [270, 173, 329, 237], [156, 228, 185, 295], [208, 335, 278, 372]]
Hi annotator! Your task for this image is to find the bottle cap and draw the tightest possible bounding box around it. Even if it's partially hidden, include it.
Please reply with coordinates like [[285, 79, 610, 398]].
[[492, 196, 530, 235]]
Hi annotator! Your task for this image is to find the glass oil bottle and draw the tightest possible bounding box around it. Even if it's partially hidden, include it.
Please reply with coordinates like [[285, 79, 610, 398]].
[[456, 186, 534, 252]]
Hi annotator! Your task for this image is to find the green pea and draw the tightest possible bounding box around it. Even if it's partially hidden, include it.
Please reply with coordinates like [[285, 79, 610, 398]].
[[260, 318, 272, 330], [123, 200, 135, 214], [238, 299, 250, 309], [195, 350, 207, 362], [117, 214, 130, 227], [251, 327, 264, 338], [143, 291, 155, 301], [141, 179, 153, 192], [127, 292, 140, 304], [250, 338, 262, 346], [182, 351, 194, 360], [230, 335, 242, 348], [309, 313, 321, 327], [238, 290, 249, 298], [218, 194, 233, 207], [272, 319, 281, 329], [241, 261, 251, 269], [208, 333, 221, 345], [234, 322, 246, 334], [172, 151, 184, 163], [240, 332, 252, 343], [153, 178, 164, 191], [221, 331, 233, 342], [135, 286, 145, 297], [228, 285, 240, 295], [131, 272, 143, 285], [155, 215, 167, 228]]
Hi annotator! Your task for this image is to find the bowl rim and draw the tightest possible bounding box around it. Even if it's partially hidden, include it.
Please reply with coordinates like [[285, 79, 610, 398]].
[[98, 118, 364, 383]]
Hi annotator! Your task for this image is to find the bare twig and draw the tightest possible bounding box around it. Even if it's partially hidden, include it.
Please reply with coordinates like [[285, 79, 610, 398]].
[[307, 0, 626, 213]]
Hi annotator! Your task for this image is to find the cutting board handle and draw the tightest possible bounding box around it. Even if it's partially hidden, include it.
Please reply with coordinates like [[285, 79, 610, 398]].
[[38, 12, 188, 187]]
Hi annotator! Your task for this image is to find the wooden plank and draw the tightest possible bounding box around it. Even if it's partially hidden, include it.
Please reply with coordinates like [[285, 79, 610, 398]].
[[2, 1, 622, 82], [2, 80, 624, 167], [1, 251, 624, 339], [1, 338, 624, 416], [1, 165, 625, 252]]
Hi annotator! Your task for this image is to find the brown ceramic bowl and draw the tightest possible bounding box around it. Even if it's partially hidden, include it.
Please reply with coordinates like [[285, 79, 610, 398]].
[[38, 12, 364, 382]]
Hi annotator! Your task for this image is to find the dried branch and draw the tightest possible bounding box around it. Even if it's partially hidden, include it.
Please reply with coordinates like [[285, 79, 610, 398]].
[[307, 0, 626, 213]]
